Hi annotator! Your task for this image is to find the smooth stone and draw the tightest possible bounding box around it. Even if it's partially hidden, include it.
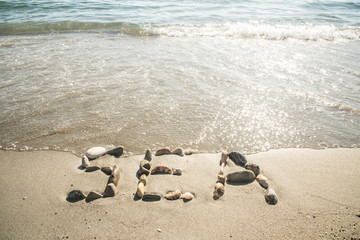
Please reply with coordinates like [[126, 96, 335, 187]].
[[144, 149, 152, 161], [229, 152, 247, 166], [227, 170, 255, 183], [86, 147, 106, 159], [180, 192, 194, 201], [151, 165, 172, 174], [106, 146, 123, 158], [67, 190, 86, 202], [256, 174, 269, 189], [136, 182, 145, 198], [265, 188, 278, 205], [109, 165, 120, 186], [213, 183, 224, 200], [245, 163, 260, 176], [164, 190, 181, 200], [139, 159, 151, 175], [171, 147, 184, 157], [142, 192, 162, 201], [103, 183, 117, 197], [140, 174, 147, 186], [220, 151, 228, 164], [101, 166, 112, 175], [217, 174, 226, 185], [86, 191, 103, 201], [155, 148, 171, 156], [81, 155, 90, 168], [172, 168, 182, 176], [85, 165, 101, 172]]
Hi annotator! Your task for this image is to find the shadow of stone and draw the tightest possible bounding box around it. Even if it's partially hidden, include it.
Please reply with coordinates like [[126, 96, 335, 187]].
[[77, 165, 85, 170], [226, 180, 255, 186]]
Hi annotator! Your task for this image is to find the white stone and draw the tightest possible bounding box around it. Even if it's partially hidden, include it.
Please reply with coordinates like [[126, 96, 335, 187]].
[[81, 155, 90, 168], [86, 147, 106, 159]]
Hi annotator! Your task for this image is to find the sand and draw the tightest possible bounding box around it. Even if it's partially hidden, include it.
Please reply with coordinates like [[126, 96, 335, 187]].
[[0, 148, 359, 239]]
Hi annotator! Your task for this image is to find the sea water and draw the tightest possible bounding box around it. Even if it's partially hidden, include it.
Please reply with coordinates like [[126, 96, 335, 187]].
[[0, 0, 359, 155]]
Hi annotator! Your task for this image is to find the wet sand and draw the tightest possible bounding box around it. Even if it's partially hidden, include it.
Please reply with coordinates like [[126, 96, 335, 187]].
[[0, 148, 359, 239]]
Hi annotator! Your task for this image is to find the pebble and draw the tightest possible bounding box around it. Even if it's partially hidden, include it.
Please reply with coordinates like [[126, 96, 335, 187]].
[[144, 149, 152, 161], [256, 174, 269, 189], [180, 192, 194, 201], [81, 155, 90, 168], [157, 228, 162, 233], [245, 163, 260, 176], [103, 183, 117, 197], [228, 152, 247, 166], [106, 146, 123, 158], [67, 190, 86, 202], [109, 165, 120, 186], [139, 159, 151, 175], [23, 197, 26, 200], [265, 188, 278, 205], [101, 166, 112, 175], [217, 174, 226, 185], [85, 165, 101, 172], [172, 168, 182, 175], [142, 192, 162, 201], [86, 147, 106, 159], [164, 190, 181, 200], [213, 182, 225, 200], [220, 151, 228, 164], [151, 165, 172, 174], [171, 147, 184, 157], [136, 182, 145, 198], [155, 148, 171, 156], [86, 191, 103, 201], [140, 174, 147, 186], [226, 170, 255, 183]]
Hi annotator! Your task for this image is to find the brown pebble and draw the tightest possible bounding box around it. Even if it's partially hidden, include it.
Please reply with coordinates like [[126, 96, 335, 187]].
[[155, 148, 171, 156], [171, 147, 184, 156], [109, 165, 120, 186], [164, 190, 181, 200]]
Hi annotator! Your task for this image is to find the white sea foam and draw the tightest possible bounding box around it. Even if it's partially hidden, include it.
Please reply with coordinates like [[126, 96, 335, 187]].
[[145, 22, 360, 41]]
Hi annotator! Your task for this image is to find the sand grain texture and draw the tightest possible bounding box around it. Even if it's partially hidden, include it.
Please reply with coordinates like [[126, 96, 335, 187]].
[[0, 149, 359, 239]]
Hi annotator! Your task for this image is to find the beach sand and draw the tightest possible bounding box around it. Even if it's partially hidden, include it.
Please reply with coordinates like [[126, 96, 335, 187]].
[[0, 148, 359, 239]]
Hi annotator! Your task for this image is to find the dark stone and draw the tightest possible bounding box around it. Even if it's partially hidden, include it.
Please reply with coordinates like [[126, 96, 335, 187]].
[[67, 190, 86, 202], [245, 163, 260, 176], [229, 152, 247, 166], [226, 170, 255, 183], [103, 183, 117, 197], [107, 147, 124, 158], [265, 189, 278, 205], [142, 192, 162, 201], [144, 149, 152, 161]]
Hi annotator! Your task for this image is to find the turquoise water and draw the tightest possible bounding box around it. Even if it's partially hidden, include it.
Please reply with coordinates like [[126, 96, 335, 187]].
[[0, 0, 359, 155]]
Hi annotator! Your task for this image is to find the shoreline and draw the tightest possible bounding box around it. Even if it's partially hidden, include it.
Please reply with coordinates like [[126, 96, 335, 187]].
[[0, 148, 359, 239]]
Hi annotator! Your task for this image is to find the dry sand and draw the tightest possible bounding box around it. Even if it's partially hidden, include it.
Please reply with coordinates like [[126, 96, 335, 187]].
[[0, 148, 359, 239]]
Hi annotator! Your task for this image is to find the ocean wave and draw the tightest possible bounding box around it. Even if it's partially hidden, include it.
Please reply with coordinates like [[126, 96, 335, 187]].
[[0, 21, 359, 41], [146, 22, 360, 41]]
